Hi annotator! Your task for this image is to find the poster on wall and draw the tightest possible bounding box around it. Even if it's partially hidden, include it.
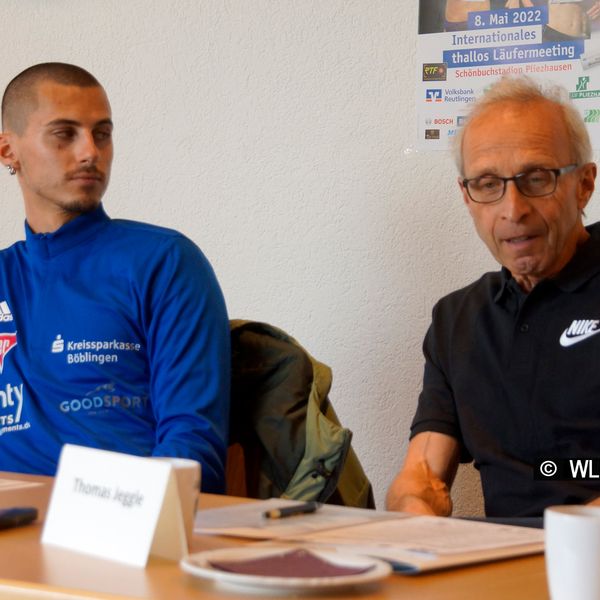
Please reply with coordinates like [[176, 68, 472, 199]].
[[417, 0, 600, 150]]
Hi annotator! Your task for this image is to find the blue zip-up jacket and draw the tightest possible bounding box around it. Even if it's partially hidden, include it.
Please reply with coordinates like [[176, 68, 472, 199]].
[[0, 204, 230, 492]]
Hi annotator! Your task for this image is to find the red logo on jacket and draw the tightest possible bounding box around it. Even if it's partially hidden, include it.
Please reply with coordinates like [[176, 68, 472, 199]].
[[0, 334, 17, 374]]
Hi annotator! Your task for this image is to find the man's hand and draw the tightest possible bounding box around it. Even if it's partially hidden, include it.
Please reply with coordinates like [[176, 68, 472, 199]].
[[386, 432, 460, 516], [386, 462, 453, 516], [389, 494, 439, 516]]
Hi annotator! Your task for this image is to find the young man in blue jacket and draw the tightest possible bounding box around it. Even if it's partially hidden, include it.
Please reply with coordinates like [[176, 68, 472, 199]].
[[0, 63, 230, 492]]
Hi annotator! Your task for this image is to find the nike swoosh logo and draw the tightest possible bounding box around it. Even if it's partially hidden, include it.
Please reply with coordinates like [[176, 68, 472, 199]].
[[560, 328, 600, 347]]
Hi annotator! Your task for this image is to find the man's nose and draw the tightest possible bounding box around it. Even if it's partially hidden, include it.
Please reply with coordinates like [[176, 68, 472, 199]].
[[500, 179, 532, 222], [76, 131, 100, 164]]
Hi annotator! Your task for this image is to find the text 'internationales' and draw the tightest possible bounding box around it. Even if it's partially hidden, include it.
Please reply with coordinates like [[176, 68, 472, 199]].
[[451, 29, 536, 46]]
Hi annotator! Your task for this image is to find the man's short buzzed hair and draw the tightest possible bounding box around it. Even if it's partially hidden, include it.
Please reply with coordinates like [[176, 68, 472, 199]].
[[2, 62, 102, 133]]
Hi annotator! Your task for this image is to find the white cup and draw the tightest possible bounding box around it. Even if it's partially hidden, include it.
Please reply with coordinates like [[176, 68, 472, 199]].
[[154, 458, 201, 548], [545, 505, 600, 600]]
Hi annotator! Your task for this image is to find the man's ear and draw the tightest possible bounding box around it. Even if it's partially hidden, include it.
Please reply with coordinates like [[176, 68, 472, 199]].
[[0, 132, 17, 169], [458, 176, 470, 207], [577, 162, 597, 212]]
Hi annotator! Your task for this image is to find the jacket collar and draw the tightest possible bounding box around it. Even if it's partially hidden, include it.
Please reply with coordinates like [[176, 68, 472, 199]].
[[25, 204, 110, 260]]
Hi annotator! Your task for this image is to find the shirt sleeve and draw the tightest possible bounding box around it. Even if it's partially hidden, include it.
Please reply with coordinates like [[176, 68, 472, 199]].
[[143, 235, 230, 493], [410, 304, 472, 463]]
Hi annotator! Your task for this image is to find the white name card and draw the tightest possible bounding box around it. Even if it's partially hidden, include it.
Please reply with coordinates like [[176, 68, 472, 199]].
[[42, 444, 188, 567]]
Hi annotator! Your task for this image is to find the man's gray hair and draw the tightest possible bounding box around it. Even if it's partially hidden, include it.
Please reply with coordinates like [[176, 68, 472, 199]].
[[453, 75, 592, 175]]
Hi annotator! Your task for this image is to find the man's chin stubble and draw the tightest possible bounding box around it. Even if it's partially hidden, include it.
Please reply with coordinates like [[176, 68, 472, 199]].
[[57, 199, 101, 216]]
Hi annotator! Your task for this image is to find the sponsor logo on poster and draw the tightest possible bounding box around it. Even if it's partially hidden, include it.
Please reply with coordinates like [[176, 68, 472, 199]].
[[422, 63, 447, 81], [444, 88, 475, 103], [425, 129, 440, 140], [425, 89, 443, 102], [584, 109, 600, 124], [571, 77, 600, 100]]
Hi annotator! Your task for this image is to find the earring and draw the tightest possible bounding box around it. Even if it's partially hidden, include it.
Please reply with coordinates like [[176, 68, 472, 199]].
[[6, 165, 15, 175]]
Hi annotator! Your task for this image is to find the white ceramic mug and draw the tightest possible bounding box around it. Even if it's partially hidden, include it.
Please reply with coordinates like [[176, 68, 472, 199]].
[[154, 457, 201, 548], [544, 505, 600, 600]]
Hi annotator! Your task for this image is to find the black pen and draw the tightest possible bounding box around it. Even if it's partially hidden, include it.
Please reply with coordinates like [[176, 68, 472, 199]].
[[263, 501, 320, 520]]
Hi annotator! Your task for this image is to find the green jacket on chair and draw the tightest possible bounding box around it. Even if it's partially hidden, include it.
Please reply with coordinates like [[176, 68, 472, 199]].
[[228, 320, 375, 508]]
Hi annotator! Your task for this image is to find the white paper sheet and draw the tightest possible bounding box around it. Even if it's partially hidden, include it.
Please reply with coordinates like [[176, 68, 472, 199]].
[[293, 516, 545, 556], [195, 498, 399, 539]]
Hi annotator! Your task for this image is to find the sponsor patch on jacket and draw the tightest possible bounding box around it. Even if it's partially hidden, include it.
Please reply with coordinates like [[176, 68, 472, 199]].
[[0, 333, 17, 374]]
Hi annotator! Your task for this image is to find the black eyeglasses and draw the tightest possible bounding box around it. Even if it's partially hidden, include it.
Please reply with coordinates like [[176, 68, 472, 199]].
[[462, 164, 579, 204]]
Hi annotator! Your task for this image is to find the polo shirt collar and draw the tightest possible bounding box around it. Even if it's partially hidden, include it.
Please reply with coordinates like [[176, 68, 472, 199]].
[[494, 268, 516, 304], [25, 203, 110, 260], [552, 222, 600, 292], [494, 222, 600, 302]]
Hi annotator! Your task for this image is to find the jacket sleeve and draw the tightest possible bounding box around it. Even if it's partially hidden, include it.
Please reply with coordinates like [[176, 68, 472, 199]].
[[143, 235, 230, 493]]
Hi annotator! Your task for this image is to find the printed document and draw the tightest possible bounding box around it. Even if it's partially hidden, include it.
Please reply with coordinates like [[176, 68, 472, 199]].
[[195, 499, 544, 572]]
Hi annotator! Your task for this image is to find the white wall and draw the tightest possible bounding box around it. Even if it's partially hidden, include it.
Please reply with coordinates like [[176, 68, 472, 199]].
[[3, 1, 599, 513]]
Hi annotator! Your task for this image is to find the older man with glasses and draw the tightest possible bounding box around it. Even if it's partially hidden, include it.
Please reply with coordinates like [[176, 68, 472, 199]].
[[387, 75, 599, 518]]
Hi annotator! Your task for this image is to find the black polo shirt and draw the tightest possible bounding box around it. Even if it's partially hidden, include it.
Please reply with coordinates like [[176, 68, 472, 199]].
[[411, 222, 600, 517]]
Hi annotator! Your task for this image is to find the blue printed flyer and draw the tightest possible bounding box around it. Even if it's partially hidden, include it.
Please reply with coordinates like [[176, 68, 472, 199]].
[[417, 0, 600, 149]]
